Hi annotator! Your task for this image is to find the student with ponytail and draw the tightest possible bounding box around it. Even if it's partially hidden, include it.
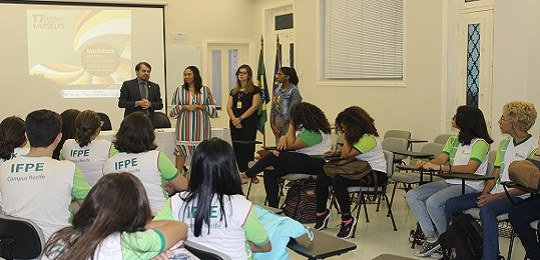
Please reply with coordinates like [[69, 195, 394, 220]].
[[61, 110, 117, 186]]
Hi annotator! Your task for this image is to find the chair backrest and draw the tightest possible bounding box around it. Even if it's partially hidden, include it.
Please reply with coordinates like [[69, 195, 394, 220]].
[[383, 150, 394, 177], [183, 240, 232, 260], [381, 137, 409, 161], [0, 214, 45, 259], [420, 143, 445, 158], [97, 112, 112, 131], [152, 111, 171, 129], [384, 130, 411, 140], [433, 134, 453, 145]]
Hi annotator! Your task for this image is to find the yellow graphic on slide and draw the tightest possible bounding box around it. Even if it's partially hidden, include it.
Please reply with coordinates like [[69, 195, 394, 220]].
[[27, 10, 131, 85]]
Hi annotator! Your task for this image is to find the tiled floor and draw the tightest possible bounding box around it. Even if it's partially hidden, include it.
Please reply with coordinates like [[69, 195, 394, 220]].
[[244, 182, 527, 260]]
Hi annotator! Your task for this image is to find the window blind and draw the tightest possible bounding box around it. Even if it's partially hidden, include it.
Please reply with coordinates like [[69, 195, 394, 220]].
[[323, 0, 403, 80]]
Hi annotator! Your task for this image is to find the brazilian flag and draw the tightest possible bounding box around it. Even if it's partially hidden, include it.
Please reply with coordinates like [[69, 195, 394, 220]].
[[256, 48, 270, 134]]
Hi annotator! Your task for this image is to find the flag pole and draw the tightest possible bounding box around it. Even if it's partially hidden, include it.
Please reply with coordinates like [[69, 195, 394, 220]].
[[260, 35, 266, 147]]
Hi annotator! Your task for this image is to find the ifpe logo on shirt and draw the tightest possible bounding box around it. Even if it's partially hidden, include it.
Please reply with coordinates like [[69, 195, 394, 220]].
[[114, 158, 138, 170], [6, 163, 46, 182], [10, 163, 44, 173]]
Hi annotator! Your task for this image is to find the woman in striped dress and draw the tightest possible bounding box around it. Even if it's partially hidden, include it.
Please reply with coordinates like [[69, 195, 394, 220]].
[[169, 66, 218, 172]]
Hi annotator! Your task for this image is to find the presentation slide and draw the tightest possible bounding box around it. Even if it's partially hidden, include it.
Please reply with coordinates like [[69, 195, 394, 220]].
[[0, 2, 165, 129]]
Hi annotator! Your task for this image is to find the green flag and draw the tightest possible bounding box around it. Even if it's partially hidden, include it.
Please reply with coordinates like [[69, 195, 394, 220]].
[[256, 48, 270, 133]]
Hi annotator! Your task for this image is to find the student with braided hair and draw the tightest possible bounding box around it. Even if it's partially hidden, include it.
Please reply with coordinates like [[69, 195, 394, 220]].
[[60, 110, 117, 186], [240, 102, 332, 208]]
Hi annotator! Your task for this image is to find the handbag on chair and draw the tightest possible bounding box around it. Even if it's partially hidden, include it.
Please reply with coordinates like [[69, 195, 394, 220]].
[[323, 158, 373, 181]]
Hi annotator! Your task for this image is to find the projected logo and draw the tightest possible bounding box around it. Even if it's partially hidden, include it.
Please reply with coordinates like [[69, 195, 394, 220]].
[[27, 10, 131, 85]]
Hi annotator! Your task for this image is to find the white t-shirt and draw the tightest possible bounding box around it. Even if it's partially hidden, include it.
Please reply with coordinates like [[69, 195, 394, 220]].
[[169, 192, 253, 260], [0, 156, 90, 240], [61, 139, 112, 186], [294, 129, 332, 155], [0, 147, 30, 165], [353, 135, 387, 173], [103, 150, 166, 214], [491, 136, 538, 198], [443, 137, 489, 191]]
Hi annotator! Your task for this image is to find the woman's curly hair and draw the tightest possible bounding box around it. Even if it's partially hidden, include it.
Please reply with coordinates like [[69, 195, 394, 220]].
[[289, 102, 331, 134], [335, 106, 378, 145]]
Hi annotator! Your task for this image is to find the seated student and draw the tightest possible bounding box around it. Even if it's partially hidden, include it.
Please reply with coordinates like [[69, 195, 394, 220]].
[[0, 109, 92, 240], [445, 101, 538, 260], [61, 110, 117, 186], [42, 172, 187, 259], [155, 138, 271, 259], [53, 109, 81, 160], [0, 116, 28, 164], [103, 112, 187, 214], [315, 106, 387, 239], [240, 102, 332, 208], [406, 105, 493, 258]]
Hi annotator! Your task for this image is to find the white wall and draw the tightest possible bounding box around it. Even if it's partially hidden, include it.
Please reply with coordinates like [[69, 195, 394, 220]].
[[252, 0, 445, 142], [491, 0, 540, 143]]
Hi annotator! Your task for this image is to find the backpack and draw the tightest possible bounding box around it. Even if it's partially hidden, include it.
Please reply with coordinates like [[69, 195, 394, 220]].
[[281, 177, 317, 223], [439, 213, 483, 260]]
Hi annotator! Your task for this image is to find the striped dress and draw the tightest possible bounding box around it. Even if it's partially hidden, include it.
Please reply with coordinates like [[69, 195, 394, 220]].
[[169, 86, 217, 156]]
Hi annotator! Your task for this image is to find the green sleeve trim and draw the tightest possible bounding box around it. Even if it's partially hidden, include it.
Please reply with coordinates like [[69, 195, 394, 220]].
[[165, 171, 179, 181], [158, 153, 179, 180], [442, 151, 450, 155], [152, 229, 166, 253], [252, 238, 270, 247], [59, 151, 65, 160], [72, 167, 91, 200], [470, 157, 483, 164]]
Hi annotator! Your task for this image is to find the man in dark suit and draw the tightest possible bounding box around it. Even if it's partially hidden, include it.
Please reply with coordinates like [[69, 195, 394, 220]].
[[118, 62, 163, 121]]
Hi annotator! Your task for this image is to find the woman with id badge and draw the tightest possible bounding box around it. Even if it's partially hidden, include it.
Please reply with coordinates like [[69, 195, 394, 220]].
[[227, 64, 261, 176]]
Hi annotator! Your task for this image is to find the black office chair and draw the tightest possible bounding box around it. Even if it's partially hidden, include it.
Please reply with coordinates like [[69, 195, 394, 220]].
[[183, 241, 231, 260], [153, 111, 171, 129], [97, 112, 112, 131], [0, 214, 45, 260]]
